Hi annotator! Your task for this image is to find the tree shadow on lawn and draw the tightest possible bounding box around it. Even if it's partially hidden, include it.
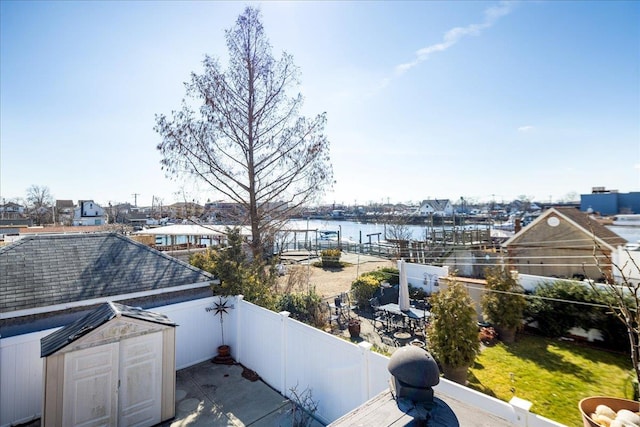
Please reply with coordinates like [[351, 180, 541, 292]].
[[502, 334, 621, 385], [467, 366, 497, 398]]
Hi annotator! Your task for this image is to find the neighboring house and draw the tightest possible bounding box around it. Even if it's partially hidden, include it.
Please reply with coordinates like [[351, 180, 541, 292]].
[[416, 199, 453, 217], [54, 199, 74, 225], [503, 207, 627, 280], [0, 201, 25, 219], [168, 201, 204, 219], [0, 232, 216, 338], [73, 200, 106, 225]]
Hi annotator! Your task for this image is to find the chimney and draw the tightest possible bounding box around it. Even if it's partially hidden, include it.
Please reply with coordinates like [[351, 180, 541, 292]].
[[515, 217, 522, 234]]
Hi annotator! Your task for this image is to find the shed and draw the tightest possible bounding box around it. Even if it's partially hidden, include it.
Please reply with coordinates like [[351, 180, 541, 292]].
[[40, 302, 177, 427]]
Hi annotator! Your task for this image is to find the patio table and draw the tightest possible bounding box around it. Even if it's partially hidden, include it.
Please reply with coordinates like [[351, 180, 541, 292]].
[[378, 303, 429, 332]]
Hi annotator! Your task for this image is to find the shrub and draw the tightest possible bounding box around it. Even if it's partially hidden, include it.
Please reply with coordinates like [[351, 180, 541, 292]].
[[481, 266, 526, 341], [276, 290, 324, 327], [351, 274, 381, 308], [525, 280, 628, 351], [320, 248, 342, 268], [427, 279, 479, 368]]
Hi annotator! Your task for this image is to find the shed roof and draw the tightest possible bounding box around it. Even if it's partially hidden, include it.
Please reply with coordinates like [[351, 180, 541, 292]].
[[503, 207, 628, 249], [0, 232, 214, 314], [41, 301, 176, 357]]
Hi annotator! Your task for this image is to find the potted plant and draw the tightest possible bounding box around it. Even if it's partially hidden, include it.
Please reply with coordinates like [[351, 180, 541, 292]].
[[348, 317, 361, 339], [481, 266, 526, 343], [427, 277, 479, 384], [210, 296, 234, 364]]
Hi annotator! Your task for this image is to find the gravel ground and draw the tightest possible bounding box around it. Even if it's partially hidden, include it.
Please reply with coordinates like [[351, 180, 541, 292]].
[[277, 252, 395, 298]]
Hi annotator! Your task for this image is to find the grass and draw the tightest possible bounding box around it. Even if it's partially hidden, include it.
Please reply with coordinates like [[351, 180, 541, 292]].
[[467, 333, 635, 426]]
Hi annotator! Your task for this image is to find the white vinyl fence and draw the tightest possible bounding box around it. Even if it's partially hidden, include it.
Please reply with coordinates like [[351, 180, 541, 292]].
[[1, 295, 564, 427]]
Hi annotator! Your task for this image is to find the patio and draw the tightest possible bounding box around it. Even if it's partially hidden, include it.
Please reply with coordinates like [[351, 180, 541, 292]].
[[162, 361, 325, 426]]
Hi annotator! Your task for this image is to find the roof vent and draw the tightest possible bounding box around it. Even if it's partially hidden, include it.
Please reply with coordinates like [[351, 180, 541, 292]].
[[388, 346, 459, 426]]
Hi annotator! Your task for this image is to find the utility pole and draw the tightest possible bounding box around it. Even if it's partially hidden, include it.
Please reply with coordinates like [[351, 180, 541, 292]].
[[132, 193, 140, 208]]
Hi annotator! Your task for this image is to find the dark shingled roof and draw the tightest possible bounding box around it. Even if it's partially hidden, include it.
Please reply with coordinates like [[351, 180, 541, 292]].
[[41, 301, 176, 357], [0, 232, 214, 314]]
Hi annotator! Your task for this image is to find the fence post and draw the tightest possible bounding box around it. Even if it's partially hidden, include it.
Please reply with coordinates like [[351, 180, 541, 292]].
[[509, 396, 533, 426], [358, 342, 373, 402], [235, 295, 244, 364], [279, 311, 291, 397]]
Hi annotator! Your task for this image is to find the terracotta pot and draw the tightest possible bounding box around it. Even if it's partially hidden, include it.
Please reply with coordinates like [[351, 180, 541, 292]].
[[217, 345, 231, 357], [495, 325, 516, 344], [348, 319, 361, 338], [578, 396, 639, 427], [442, 364, 468, 385]]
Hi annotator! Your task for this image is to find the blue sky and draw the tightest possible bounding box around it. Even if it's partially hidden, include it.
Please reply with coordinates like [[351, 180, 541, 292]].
[[1, 1, 638, 208]]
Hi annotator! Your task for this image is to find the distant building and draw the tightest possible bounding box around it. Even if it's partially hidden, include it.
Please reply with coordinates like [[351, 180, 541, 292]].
[[73, 200, 106, 226], [580, 187, 640, 216], [54, 199, 75, 225], [0, 201, 25, 220], [416, 199, 453, 217]]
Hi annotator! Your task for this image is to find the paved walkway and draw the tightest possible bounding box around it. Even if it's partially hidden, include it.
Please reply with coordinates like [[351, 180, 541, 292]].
[[163, 361, 325, 427]]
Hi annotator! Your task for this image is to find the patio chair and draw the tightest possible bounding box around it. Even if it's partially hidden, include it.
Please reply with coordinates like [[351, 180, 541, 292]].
[[327, 302, 340, 328]]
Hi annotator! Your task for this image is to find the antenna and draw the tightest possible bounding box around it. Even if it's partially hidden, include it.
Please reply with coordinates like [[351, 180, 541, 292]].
[[132, 193, 140, 207]]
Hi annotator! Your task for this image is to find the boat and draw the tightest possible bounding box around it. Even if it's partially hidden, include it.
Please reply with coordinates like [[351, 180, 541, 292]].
[[612, 214, 640, 226]]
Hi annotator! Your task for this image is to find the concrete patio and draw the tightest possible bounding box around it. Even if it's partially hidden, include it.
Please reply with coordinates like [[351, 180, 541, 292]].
[[162, 360, 325, 427]]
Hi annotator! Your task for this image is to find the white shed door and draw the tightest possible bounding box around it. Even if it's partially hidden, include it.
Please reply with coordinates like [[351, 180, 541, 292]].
[[118, 333, 162, 426], [63, 342, 119, 427], [63, 332, 163, 427]]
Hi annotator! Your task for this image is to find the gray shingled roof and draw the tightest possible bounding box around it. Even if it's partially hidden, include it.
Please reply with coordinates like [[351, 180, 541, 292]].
[[0, 233, 215, 314], [41, 302, 176, 357]]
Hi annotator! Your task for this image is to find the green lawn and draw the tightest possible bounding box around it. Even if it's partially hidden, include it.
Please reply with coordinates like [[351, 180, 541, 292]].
[[467, 334, 635, 426]]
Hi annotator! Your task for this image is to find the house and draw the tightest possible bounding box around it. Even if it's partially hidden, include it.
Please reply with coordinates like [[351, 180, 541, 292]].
[[0, 232, 216, 338], [503, 207, 627, 280], [72, 200, 106, 225], [0, 201, 25, 220], [53, 199, 75, 225], [416, 199, 453, 217]]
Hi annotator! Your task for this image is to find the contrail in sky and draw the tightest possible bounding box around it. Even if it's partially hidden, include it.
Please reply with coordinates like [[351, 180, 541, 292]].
[[380, 1, 514, 87]]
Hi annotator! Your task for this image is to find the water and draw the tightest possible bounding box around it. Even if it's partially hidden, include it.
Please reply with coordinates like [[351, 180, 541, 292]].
[[151, 219, 640, 247], [285, 219, 489, 243]]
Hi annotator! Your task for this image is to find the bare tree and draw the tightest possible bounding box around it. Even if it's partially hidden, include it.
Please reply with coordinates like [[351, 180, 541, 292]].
[[589, 243, 640, 397], [155, 7, 333, 259], [26, 184, 53, 225]]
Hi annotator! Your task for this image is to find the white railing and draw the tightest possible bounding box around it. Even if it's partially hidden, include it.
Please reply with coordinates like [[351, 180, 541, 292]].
[[1, 295, 564, 427]]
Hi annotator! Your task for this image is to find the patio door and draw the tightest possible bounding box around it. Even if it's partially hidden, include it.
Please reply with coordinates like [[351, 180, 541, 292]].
[[63, 333, 163, 427]]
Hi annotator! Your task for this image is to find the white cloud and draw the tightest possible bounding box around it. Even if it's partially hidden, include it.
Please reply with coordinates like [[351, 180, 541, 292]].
[[518, 125, 534, 132], [391, 1, 514, 78]]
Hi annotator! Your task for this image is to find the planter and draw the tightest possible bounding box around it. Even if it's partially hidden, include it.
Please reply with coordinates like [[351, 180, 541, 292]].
[[495, 325, 516, 344], [579, 396, 640, 427], [348, 319, 361, 338], [212, 345, 234, 365], [442, 364, 469, 385], [217, 345, 230, 357]]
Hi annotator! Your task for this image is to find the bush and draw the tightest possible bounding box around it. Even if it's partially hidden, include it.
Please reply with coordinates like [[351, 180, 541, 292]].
[[526, 280, 629, 351], [276, 290, 324, 327], [427, 279, 479, 368], [481, 266, 526, 339], [351, 274, 381, 308], [320, 249, 342, 268]]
